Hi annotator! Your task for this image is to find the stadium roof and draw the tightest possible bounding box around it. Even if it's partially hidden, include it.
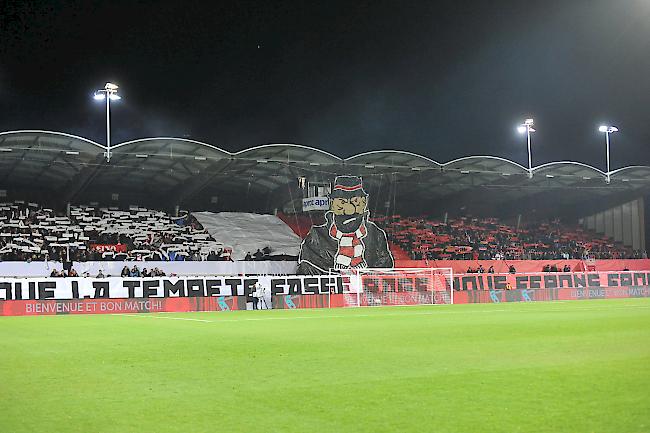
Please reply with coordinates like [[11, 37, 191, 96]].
[[1, 130, 649, 217]]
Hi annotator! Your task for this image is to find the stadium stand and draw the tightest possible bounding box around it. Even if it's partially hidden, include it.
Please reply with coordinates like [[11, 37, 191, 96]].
[[276, 211, 644, 261], [0, 131, 647, 269], [0, 200, 303, 263], [192, 211, 300, 260], [372, 215, 642, 261], [0, 200, 230, 262], [2, 199, 645, 266]]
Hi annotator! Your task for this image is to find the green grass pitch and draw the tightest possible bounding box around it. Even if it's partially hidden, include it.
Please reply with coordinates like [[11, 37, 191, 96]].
[[1, 298, 649, 433]]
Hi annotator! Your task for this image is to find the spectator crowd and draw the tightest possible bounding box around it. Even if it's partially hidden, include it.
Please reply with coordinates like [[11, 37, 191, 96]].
[[375, 215, 645, 261], [0, 201, 230, 262], [47, 265, 168, 278], [2, 200, 646, 265]]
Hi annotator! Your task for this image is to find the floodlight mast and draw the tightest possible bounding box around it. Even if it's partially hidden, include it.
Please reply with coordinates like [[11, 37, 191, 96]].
[[518, 118, 535, 178], [599, 125, 618, 184], [93, 82, 121, 162]]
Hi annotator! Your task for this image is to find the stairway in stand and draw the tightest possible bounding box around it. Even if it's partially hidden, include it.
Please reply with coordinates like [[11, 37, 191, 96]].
[[388, 242, 411, 261]]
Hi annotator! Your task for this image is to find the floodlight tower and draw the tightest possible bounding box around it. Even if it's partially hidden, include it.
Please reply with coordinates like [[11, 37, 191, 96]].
[[93, 82, 121, 162], [598, 125, 618, 184], [517, 118, 536, 178]]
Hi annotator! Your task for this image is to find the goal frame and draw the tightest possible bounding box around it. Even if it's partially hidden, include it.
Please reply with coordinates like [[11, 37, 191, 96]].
[[329, 267, 454, 308]]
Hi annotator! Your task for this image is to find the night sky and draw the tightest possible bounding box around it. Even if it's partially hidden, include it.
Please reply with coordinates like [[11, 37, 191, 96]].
[[1, 0, 649, 170]]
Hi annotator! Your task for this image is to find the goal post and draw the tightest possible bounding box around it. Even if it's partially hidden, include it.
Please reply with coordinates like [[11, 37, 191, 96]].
[[331, 267, 454, 307]]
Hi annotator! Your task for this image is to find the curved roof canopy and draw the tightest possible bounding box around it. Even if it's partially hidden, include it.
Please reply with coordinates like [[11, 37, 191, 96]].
[[0, 130, 105, 190], [0, 130, 648, 216], [345, 150, 441, 169]]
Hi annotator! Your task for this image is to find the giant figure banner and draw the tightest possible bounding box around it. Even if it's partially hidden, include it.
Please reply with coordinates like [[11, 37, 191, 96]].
[[298, 176, 394, 274]]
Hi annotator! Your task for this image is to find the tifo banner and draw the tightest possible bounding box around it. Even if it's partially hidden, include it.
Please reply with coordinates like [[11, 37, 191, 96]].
[[298, 176, 394, 274], [89, 243, 127, 253], [452, 271, 650, 304], [1, 271, 649, 315], [3, 272, 648, 301], [192, 211, 301, 260], [453, 271, 650, 291], [0, 275, 353, 301], [302, 197, 329, 212]]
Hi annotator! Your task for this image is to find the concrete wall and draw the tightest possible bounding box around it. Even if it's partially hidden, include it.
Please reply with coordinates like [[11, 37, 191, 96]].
[[581, 197, 645, 251]]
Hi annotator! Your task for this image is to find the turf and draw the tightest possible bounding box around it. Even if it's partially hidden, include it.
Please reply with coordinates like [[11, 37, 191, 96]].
[[1, 298, 649, 433]]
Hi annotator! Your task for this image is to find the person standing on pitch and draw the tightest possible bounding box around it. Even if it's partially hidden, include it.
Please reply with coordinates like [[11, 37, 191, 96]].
[[253, 281, 263, 310], [258, 283, 269, 309]]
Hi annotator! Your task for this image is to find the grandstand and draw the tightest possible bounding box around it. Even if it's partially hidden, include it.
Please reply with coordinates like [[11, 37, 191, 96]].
[[0, 200, 227, 262], [0, 130, 648, 277], [375, 215, 639, 261]]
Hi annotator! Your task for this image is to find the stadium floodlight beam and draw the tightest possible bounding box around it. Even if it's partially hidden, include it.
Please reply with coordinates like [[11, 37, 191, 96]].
[[599, 125, 618, 184], [93, 82, 121, 162], [518, 118, 536, 178]]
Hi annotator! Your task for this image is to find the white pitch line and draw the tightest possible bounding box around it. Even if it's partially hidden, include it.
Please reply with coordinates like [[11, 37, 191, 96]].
[[530, 305, 650, 312], [115, 308, 512, 323]]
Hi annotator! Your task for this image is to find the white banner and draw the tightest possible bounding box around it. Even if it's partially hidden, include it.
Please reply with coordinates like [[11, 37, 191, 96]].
[[302, 197, 329, 212], [0, 275, 356, 301], [192, 212, 301, 260]]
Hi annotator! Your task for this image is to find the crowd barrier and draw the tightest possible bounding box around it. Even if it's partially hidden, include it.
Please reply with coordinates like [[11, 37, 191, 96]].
[[395, 259, 650, 273], [0, 271, 648, 316], [0, 260, 298, 278]]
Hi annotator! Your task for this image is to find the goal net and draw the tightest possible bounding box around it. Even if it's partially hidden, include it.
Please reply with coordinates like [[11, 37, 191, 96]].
[[332, 268, 454, 308]]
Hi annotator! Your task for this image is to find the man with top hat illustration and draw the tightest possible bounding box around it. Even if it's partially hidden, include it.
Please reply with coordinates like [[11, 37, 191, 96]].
[[297, 176, 394, 274]]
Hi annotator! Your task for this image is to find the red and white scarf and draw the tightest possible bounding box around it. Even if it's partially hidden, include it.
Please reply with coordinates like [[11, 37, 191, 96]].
[[330, 222, 367, 268]]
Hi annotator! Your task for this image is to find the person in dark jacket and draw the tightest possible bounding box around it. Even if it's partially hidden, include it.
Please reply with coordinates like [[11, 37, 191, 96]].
[[298, 176, 394, 274]]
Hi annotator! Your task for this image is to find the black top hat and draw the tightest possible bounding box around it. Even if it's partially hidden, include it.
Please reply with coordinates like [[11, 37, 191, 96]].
[[330, 176, 367, 198]]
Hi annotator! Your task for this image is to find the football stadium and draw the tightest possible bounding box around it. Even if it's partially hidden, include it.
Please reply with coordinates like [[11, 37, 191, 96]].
[[0, 129, 649, 433], [2, 2, 650, 432]]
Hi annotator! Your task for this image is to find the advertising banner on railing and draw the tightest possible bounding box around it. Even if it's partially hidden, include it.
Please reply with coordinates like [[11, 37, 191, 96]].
[[0, 296, 248, 316], [454, 286, 650, 304], [272, 293, 332, 309]]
